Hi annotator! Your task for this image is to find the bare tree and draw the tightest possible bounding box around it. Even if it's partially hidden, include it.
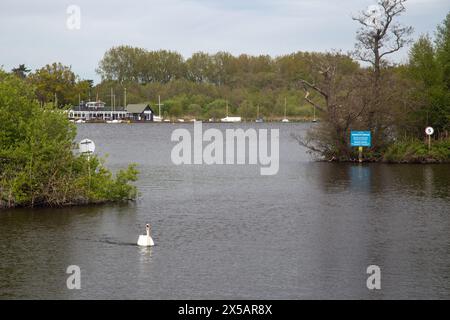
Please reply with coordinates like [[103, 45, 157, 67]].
[[296, 53, 371, 160], [353, 0, 413, 143], [353, 0, 413, 80]]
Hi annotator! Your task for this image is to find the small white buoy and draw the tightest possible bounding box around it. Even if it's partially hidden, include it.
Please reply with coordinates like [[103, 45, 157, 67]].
[[137, 224, 155, 247]]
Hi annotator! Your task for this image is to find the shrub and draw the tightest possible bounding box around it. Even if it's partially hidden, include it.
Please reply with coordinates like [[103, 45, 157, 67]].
[[383, 138, 450, 163], [0, 71, 138, 208]]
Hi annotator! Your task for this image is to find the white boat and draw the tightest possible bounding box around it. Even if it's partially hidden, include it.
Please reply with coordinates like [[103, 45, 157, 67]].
[[75, 119, 85, 124], [177, 119, 185, 122], [106, 119, 122, 124], [153, 116, 163, 122], [221, 116, 242, 123], [221, 100, 241, 122], [282, 118, 290, 123]]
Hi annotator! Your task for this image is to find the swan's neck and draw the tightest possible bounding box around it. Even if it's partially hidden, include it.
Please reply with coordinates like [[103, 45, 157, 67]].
[[146, 229, 150, 237]]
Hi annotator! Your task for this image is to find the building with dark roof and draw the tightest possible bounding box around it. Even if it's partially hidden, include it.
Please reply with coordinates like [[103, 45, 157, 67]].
[[68, 102, 155, 122], [126, 104, 154, 121]]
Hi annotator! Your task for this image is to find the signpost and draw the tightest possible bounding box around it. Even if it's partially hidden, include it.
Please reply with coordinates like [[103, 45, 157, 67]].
[[351, 131, 371, 163], [79, 139, 95, 156], [79, 139, 95, 192], [425, 127, 434, 152]]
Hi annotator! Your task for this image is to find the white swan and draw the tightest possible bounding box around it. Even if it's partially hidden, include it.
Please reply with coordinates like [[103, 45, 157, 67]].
[[137, 224, 155, 247]]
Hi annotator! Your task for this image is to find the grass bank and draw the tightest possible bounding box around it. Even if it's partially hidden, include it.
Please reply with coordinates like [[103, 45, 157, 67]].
[[382, 138, 450, 163]]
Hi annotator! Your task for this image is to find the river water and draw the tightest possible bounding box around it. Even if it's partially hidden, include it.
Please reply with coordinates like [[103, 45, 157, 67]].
[[0, 123, 449, 299]]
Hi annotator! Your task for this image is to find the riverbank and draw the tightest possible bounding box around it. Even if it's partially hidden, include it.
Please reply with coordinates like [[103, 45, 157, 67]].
[[383, 138, 450, 163], [324, 138, 450, 164]]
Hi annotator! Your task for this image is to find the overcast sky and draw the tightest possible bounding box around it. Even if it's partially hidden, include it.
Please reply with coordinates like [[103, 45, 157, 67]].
[[1, 0, 448, 83]]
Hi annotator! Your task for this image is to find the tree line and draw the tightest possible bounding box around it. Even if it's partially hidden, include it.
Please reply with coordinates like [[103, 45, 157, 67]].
[[96, 47, 318, 88], [94, 47, 356, 121]]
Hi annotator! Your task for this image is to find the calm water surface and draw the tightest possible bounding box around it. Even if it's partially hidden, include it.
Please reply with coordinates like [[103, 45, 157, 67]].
[[0, 123, 449, 299]]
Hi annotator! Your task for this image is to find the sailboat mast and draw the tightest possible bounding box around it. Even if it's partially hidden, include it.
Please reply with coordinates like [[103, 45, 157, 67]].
[[110, 88, 115, 119], [158, 95, 161, 117]]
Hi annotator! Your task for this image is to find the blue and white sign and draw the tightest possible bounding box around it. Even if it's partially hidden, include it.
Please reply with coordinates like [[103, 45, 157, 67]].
[[350, 131, 371, 147]]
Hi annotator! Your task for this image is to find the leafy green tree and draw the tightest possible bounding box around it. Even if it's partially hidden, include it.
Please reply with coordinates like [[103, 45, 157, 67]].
[[406, 13, 450, 137], [407, 36, 447, 134], [28, 63, 79, 107], [435, 12, 450, 134], [436, 12, 450, 90], [208, 52, 237, 86], [97, 46, 185, 84], [186, 52, 212, 83], [0, 70, 138, 208], [152, 50, 185, 83], [11, 64, 30, 79], [238, 99, 256, 120], [409, 36, 440, 86], [204, 99, 227, 119], [97, 45, 146, 82], [187, 104, 202, 117]]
